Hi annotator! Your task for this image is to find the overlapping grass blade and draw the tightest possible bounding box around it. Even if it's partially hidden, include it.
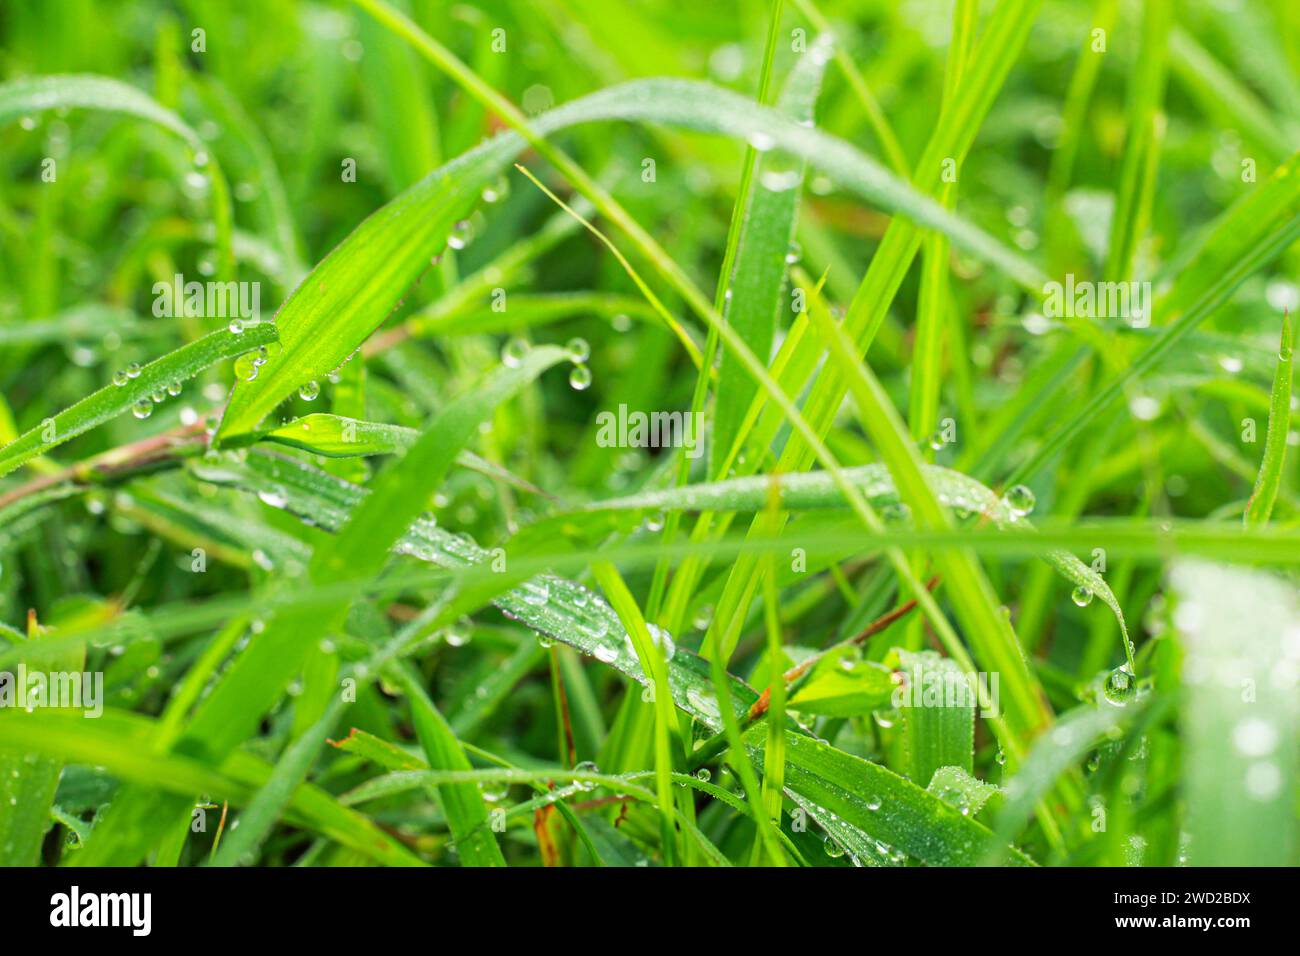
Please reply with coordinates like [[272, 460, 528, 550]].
[[0, 324, 276, 479]]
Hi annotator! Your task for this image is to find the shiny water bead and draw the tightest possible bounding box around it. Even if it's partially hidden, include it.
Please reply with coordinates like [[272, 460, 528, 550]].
[[568, 364, 592, 391], [501, 337, 530, 368], [1003, 484, 1036, 517], [565, 337, 590, 363], [1103, 666, 1136, 705], [447, 219, 472, 250], [233, 353, 260, 381]]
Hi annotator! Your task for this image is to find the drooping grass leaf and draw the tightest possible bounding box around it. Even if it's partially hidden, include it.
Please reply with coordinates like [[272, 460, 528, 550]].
[[216, 77, 1042, 441], [0, 324, 277, 480]]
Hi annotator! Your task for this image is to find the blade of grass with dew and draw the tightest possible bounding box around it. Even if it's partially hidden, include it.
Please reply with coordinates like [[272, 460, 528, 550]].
[[589, 562, 687, 866], [388, 663, 506, 866], [170, 451, 1025, 864], [1103, 0, 1171, 285], [1174, 560, 1299, 866], [710, 10, 820, 471], [894, 649, 975, 787], [757, 727, 1035, 866], [1244, 311, 1294, 526], [217, 75, 1037, 439], [77, 349, 566, 865], [688, 0, 1047, 731], [0, 708, 422, 866], [0, 324, 277, 479], [909, 0, 976, 450], [0, 613, 84, 865], [928, 765, 999, 818]]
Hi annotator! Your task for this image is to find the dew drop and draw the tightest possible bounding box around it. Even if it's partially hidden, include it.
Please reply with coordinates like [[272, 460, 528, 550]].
[[447, 219, 472, 250], [228, 319, 244, 334], [759, 168, 800, 192], [1003, 484, 1036, 517], [234, 353, 260, 381], [568, 363, 592, 391], [565, 337, 590, 363], [131, 400, 153, 420], [501, 337, 530, 368], [298, 380, 321, 401], [521, 579, 550, 606], [1071, 585, 1094, 607], [1103, 666, 1136, 706]]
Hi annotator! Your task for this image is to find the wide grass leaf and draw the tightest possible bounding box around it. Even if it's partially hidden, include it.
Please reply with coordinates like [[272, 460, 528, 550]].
[[0, 324, 277, 480]]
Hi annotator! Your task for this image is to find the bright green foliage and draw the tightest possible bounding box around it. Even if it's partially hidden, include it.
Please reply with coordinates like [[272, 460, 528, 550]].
[[0, 0, 1297, 869]]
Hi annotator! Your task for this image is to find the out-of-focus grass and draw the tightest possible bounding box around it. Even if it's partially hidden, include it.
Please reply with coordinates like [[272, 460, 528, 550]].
[[0, 0, 1297, 868]]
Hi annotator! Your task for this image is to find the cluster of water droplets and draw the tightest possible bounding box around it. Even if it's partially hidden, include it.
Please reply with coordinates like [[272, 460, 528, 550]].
[[108, 361, 188, 420], [233, 343, 276, 382], [500, 335, 593, 391]]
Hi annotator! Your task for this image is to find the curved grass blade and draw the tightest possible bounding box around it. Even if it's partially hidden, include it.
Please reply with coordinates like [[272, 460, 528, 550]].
[[0, 323, 277, 480], [75, 348, 567, 865], [581, 462, 1131, 655], [216, 77, 1042, 440]]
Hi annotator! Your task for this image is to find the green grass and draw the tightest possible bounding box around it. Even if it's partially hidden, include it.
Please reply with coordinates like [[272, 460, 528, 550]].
[[0, 0, 1297, 869]]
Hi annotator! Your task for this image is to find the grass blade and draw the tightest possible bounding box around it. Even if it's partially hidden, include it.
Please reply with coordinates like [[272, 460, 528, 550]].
[[1244, 311, 1294, 526]]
